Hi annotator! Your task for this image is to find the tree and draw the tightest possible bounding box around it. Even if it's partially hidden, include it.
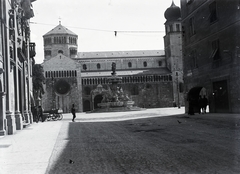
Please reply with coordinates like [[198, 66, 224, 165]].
[[32, 64, 45, 105]]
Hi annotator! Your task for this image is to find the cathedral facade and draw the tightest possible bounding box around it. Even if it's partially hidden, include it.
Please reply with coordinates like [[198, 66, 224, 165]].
[[41, 3, 183, 113], [78, 50, 174, 112]]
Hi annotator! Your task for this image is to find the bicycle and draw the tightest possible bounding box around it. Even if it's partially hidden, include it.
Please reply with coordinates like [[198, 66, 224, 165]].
[[45, 109, 63, 121]]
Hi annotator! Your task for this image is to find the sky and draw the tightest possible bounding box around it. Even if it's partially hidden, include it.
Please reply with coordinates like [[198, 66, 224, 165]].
[[30, 0, 181, 64]]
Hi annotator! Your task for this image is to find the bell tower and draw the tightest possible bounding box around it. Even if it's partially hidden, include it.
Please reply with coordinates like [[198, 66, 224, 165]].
[[164, 1, 184, 107], [43, 22, 78, 61]]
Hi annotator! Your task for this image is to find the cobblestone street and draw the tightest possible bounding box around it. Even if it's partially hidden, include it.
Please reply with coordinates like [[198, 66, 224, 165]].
[[1, 108, 240, 174], [47, 110, 240, 174]]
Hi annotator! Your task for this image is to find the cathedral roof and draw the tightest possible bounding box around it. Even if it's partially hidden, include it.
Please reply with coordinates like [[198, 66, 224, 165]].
[[43, 23, 77, 37], [77, 50, 165, 59], [164, 1, 181, 21]]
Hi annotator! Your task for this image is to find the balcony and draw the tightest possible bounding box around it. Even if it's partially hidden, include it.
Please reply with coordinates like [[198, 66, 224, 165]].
[[29, 42, 36, 58]]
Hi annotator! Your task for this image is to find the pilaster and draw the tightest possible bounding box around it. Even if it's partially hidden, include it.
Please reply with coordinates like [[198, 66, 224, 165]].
[[0, 118, 6, 136], [23, 110, 30, 125], [29, 110, 33, 124], [0, 92, 6, 136], [6, 112, 16, 135], [15, 111, 23, 130], [0, 130, 6, 136]]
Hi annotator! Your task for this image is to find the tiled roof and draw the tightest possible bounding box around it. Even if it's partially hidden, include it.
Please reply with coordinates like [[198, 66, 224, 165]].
[[81, 68, 170, 78], [77, 50, 165, 59], [43, 24, 77, 36]]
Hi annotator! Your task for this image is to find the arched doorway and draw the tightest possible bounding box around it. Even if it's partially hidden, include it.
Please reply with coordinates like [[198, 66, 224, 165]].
[[83, 100, 90, 112], [94, 95, 103, 109], [187, 87, 205, 114]]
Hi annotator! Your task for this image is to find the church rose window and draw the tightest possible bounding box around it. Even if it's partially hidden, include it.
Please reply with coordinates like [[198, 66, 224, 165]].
[[54, 80, 70, 95]]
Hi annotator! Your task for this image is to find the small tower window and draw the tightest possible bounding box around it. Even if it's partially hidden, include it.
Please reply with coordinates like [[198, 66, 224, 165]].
[[189, 17, 196, 35], [170, 25, 173, 32], [128, 62, 132, 68], [70, 48, 77, 56], [176, 24, 180, 32], [143, 61, 147, 67], [83, 64, 87, 70], [158, 61, 162, 66], [209, 1, 217, 23], [97, 63, 101, 69]]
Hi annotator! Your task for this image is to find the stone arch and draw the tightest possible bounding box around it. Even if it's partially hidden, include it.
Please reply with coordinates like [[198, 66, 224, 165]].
[[187, 86, 205, 114], [58, 50, 63, 54]]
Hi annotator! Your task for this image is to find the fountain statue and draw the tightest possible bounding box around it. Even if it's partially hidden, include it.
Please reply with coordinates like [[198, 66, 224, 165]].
[[93, 62, 141, 112]]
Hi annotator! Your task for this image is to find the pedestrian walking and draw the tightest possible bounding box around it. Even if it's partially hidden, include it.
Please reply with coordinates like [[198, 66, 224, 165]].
[[71, 104, 76, 122], [202, 95, 208, 114]]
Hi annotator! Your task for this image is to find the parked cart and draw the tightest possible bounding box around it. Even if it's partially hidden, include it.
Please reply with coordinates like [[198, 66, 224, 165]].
[[43, 109, 63, 121]]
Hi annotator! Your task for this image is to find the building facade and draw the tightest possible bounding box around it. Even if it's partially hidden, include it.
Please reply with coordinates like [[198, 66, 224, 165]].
[[41, 2, 184, 113], [78, 50, 174, 112], [0, 0, 36, 136], [181, 0, 240, 113], [42, 24, 82, 113]]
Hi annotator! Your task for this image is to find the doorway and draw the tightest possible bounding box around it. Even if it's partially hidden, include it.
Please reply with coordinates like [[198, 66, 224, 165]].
[[187, 87, 203, 113], [212, 80, 229, 113]]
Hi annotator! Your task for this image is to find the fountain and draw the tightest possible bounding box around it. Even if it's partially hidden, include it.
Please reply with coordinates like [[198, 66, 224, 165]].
[[92, 62, 143, 112]]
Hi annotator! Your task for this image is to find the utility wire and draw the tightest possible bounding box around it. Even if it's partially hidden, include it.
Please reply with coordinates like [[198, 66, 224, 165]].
[[29, 21, 165, 36]]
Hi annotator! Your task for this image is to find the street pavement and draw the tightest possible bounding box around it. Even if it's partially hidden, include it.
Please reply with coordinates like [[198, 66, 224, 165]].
[[0, 107, 240, 174]]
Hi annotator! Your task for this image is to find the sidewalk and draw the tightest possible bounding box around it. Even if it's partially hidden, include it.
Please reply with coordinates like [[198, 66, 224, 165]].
[[0, 120, 63, 174]]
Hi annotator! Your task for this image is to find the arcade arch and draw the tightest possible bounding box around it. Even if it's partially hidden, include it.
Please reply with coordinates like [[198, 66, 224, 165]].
[[187, 87, 208, 114]]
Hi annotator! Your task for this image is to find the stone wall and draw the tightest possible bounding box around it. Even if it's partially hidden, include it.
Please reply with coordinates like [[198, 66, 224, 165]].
[[82, 81, 174, 112]]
